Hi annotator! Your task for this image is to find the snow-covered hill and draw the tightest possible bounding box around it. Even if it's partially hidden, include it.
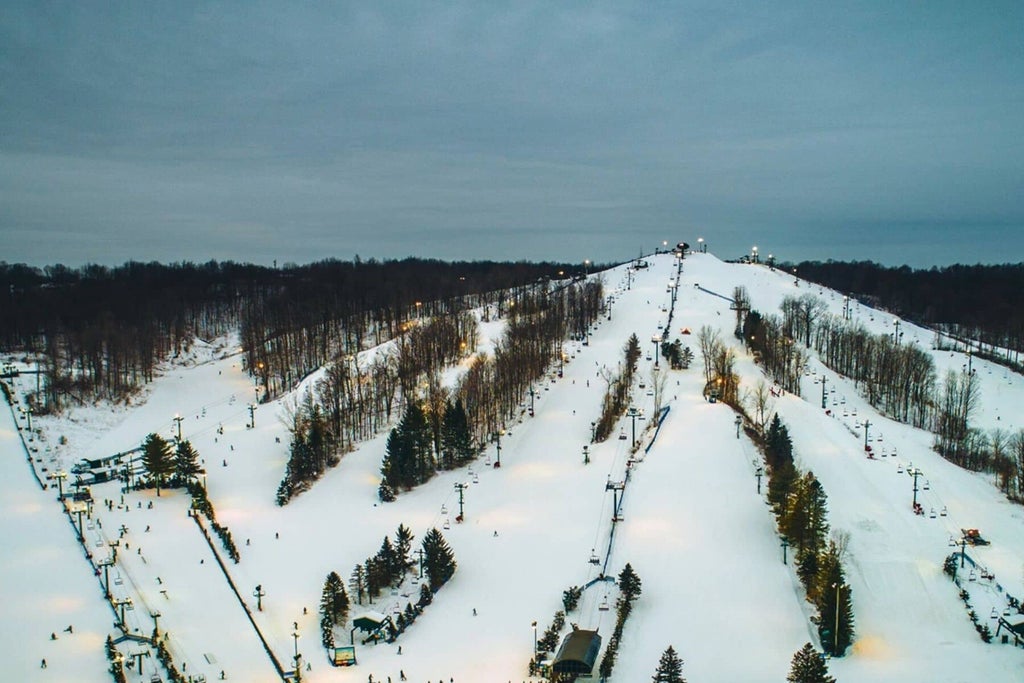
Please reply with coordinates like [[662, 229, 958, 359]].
[[3, 252, 1023, 682]]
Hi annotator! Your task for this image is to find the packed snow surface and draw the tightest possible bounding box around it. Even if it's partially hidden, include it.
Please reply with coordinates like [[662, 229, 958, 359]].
[[3, 252, 1024, 682]]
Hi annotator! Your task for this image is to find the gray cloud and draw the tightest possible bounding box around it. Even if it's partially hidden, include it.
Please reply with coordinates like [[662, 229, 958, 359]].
[[2, 1, 1022, 267]]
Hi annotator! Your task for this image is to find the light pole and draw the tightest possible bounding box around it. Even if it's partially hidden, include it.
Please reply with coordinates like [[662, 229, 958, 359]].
[[781, 536, 789, 564], [698, 237, 705, 253], [832, 582, 842, 654], [584, 259, 590, 279], [628, 407, 639, 449], [734, 415, 742, 439], [292, 624, 301, 679], [751, 246, 758, 263], [254, 584, 265, 611], [755, 465, 764, 494], [652, 335, 660, 368], [582, 445, 590, 465], [893, 319, 902, 345]]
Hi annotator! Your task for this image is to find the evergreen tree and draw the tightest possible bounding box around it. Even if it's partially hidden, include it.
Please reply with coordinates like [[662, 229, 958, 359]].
[[651, 645, 686, 683], [421, 527, 457, 591], [618, 563, 642, 603], [783, 472, 829, 590], [381, 401, 435, 490], [440, 398, 474, 468], [418, 582, 433, 607], [815, 543, 854, 657], [320, 614, 334, 650], [394, 524, 415, 574], [349, 565, 365, 606], [768, 459, 799, 518], [377, 536, 399, 584], [787, 642, 835, 683], [142, 433, 174, 496], [320, 571, 350, 626], [174, 439, 202, 483]]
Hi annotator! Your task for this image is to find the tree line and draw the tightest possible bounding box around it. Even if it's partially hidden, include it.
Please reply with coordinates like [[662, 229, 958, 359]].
[[763, 415, 855, 657], [785, 259, 1024, 365], [0, 258, 592, 412], [746, 289, 1024, 503]]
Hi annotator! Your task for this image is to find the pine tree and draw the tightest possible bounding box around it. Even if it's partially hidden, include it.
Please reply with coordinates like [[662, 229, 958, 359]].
[[618, 563, 642, 603], [440, 399, 474, 468], [784, 472, 829, 591], [320, 571, 349, 626], [787, 642, 835, 683], [768, 459, 798, 518], [418, 582, 433, 607], [815, 542, 854, 657], [142, 433, 174, 496], [651, 645, 686, 683], [377, 536, 399, 585], [320, 614, 334, 650], [421, 527, 457, 591], [175, 439, 202, 484], [394, 524, 415, 574], [349, 565, 365, 606]]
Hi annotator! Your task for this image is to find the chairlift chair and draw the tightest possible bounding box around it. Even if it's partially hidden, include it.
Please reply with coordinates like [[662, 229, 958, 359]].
[[440, 504, 447, 515], [589, 551, 600, 565], [618, 430, 627, 441], [598, 597, 610, 611], [114, 574, 123, 586], [443, 518, 450, 530], [929, 508, 937, 519], [969, 569, 977, 581], [940, 506, 948, 517], [923, 480, 930, 490]]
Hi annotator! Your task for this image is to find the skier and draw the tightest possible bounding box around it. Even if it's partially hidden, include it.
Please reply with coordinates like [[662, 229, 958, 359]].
[[400, 672, 407, 681], [41, 659, 47, 668]]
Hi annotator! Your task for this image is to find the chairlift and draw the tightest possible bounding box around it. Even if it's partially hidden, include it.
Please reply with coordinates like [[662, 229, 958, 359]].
[[991, 608, 999, 619], [618, 431, 627, 441], [472, 474, 479, 484], [443, 518, 450, 530], [969, 569, 977, 581], [923, 480, 930, 490], [114, 574, 124, 586], [948, 535, 957, 547], [929, 508, 937, 519], [441, 504, 448, 515], [598, 597, 610, 611], [1004, 607, 1012, 616], [897, 464, 903, 474], [940, 506, 948, 517], [589, 551, 600, 565]]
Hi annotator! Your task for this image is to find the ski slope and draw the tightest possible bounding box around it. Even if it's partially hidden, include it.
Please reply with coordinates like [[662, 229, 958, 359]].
[[3, 251, 1024, 682]]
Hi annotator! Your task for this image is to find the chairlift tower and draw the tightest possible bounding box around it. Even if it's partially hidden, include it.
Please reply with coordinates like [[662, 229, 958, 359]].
[[606, 478, 625, 522]]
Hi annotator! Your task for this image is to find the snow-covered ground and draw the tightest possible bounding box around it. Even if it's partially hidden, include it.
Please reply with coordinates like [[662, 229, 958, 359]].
[[3, 252, 1024, 682]]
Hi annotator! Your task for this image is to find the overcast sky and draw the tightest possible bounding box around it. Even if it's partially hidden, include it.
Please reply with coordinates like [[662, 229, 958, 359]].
[[2, 2, 1022, 268]]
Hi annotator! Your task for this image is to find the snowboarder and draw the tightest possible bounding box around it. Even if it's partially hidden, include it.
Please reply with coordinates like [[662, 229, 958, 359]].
[[472, 608, 477, 616], [400, 672, 406, 681], [41, 659, 47, 668]]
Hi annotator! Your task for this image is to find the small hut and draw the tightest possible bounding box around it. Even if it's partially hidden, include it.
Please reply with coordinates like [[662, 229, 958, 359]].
[[551, 629, 601, 676]]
